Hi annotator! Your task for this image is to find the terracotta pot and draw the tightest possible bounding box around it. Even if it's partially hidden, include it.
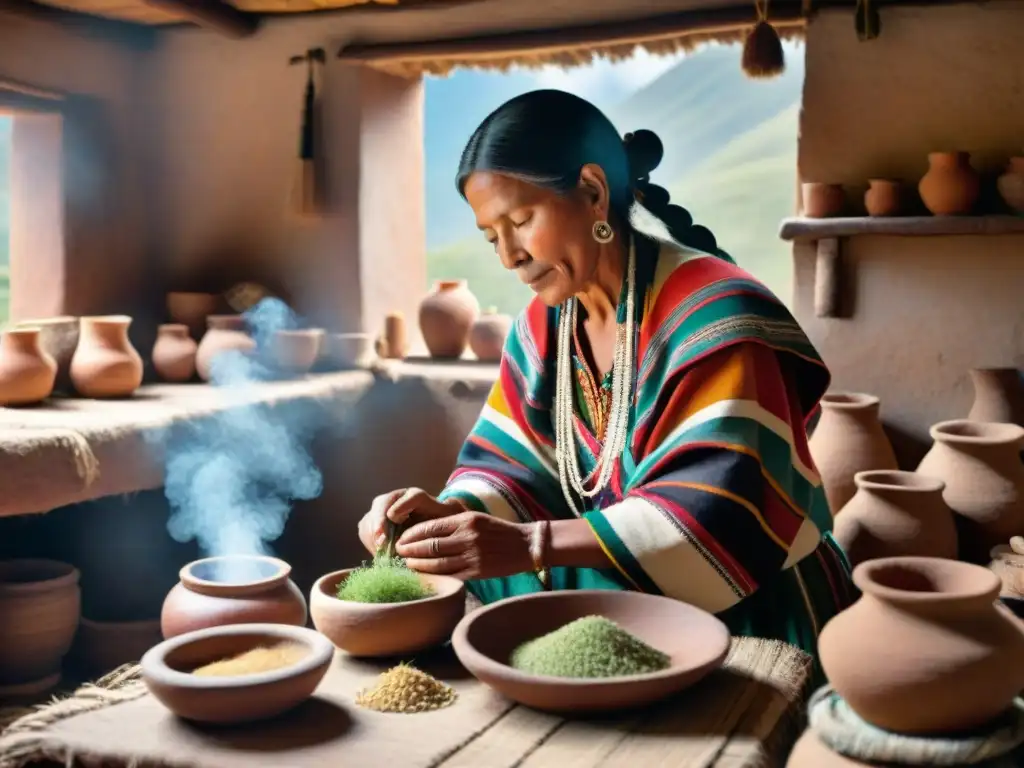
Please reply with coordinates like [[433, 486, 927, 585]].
[[988, 537, 1024, 600], [786, 730, 869, 768], [819, 556, 1024, 734], [419, 280, 481, 359], [141, 623, 333, 724], [809, 393, 898, 516], [167, 292, 222, 339], [270, 329, 324, 374], [863, 179, 902, 217], [310, 568, 466, 657], [321, 333, 374, 370], [801, 183, 845, 219], [0, 328, 58, 406], [69, 315, 144, 398], [160, 555, 307, 640], [195, 315, 256, 382], [380, 311, 408, 360], [0, 559, 81, 696], [918, 151, 980, 216], [469, 307, 513, 362], [967, 367, 1024, 426], [996, 157, 1024, 214], [71, 617, 163, 677], [14, 316, 78, 395], [833, 470, 957, 567], [152, 324, 198, 383], [916, 419, 1024, 562]]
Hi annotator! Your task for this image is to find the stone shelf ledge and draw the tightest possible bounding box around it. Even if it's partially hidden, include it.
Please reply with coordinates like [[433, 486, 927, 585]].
[[0, 361, 498, 519]]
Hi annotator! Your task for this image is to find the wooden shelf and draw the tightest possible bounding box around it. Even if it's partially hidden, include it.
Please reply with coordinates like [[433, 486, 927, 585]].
[[779, 215, 1024, 242]]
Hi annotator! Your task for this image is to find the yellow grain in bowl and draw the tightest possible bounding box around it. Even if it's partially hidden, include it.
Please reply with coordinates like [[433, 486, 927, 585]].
[[191, 641, 309, 677]]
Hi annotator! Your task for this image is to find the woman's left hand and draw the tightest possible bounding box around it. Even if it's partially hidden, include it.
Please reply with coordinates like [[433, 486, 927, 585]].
[[394, 511, 533, 580]]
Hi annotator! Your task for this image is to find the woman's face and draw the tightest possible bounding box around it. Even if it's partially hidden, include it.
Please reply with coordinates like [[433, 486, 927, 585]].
[[463, 168, 610, 307]]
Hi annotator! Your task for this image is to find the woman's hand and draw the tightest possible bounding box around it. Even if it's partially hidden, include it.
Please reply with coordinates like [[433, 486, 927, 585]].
[[357, 488, 463, 556], [394, 511, 534, 581]]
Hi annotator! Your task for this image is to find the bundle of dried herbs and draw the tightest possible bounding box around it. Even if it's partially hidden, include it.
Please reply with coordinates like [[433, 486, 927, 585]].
[[336, 554, 434, 604], [355, 664, 457, 713]]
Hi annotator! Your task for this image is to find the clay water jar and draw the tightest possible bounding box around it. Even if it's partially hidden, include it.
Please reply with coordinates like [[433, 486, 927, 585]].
[[801, 182, 845, 218], [967, 367, 1024, 427], [918, 151, 980, 216], [70, 315, 144, 398], [269, 328, 324, 374], [195, 315, 256, 382], [152, 324, 198, 383], [996, 157, 1024, 214], [419, 279, 481, 359], [14, 316, 78, 394], [0, 327, 58, 406], [809, 393, 898, 516], [863, 179, 902, 217], [0, 559, 81, 698], [167, 292, 223, 339], [916, 419, 1024, 562], [833, 470, 957, 567], [161, 555, 307, 640], [818, 556, 1024, 734], [469, 307, 513, 362]]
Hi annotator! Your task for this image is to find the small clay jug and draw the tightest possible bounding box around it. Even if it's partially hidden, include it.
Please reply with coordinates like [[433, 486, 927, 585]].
[[967, 367, 1024, 427], [269, 329, 324, 374], [809, 393, 898, 516], [916, 419, 1024, 562], [419, 280, 481, 359], [801, 183, 845, 218], [152, 324, 198, 383], [833, 470, 957, 567], [918, 151, 980, 216], [0, 328, 58, 407], [469, 307, 513, 362], [70, 316, 144, 399], [195, 315, 256, 382], [818, 556, 1024, 734], [863, 179, 902, 217], [380, 312, 408, 360], [996, 157, 1024, 214], [166, 292, 223, 339], [0, 559, 81, 697], [160, 555, 307, 640], [14, 316, 78, 395]]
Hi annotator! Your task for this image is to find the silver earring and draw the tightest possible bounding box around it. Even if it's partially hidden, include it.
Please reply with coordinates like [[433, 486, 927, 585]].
[[592, 220, 614, 244]]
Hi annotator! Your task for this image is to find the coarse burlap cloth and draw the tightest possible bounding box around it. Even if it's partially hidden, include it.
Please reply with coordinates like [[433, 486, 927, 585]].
[[0, 636, 811, 768]]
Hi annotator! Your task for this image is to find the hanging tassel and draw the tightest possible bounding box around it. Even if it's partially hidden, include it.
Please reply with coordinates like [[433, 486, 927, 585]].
[[742, 0, 785, 79], [289, 47, 325, 218]]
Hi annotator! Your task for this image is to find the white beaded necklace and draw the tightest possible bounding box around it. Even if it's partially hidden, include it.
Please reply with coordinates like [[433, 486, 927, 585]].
[[554, 239, 637, 517]]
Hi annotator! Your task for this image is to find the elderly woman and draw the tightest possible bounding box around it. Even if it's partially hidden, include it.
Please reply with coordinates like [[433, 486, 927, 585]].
[[358, 89, 855, 663]]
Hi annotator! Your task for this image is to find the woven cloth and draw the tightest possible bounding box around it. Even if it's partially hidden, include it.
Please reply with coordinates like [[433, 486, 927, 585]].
[[807, 685, 1024, 766]]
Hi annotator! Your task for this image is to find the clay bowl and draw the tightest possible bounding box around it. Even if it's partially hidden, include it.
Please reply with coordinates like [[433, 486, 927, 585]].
[[310, 568, 465, 657], [451, 590, 731, 714], [270, 329, 325, 374], [141, 623, 334, 724]]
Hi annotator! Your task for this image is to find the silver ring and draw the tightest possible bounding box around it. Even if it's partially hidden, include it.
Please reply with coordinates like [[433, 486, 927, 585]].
[[431, 539, 441, 557]]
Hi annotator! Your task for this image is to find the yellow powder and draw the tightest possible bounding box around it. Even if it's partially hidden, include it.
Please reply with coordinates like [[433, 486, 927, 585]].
[[191, 642, 309, 677], [355, 664, 457, 714]]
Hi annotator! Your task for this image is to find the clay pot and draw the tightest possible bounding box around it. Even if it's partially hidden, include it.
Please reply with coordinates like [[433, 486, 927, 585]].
[[321, 333, 374, 370], [863, 179, 902, 217], [69, 315, 144, 398], [310, 568, 465, 657], [809, 393, 898, 516], [0, 559, 81, 697], [270, 329, 324, 374], [379, 312, 408, 360], [967, 367, 1024, 426], [469, 307, 513, 362], [996, 157, 1024, 214], [195, 315, 256, 382], [71, 617, 163, 677], [833, 470, 957, 567], [785, 730, 868, 768], [801, 183, 845, 218], [14, 316, 78, 395], [0, 328, 57, 406], [141, 623, 333, 724], [988, 537, 1024, 600], [918, 151, 980, 216], [916, 420, 1024, 562], [152, 324, 198, 383], [167, 292, 222, 339], [419, 280, 481, 359], [160, 555, 307, 640], [819, 556, 1024, 734]]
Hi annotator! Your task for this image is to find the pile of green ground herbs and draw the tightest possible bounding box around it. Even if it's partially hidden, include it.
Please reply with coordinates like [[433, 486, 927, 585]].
[[355, 663, 457, 713], [336, 554, 434, 604], [510, 616, 671, 678]]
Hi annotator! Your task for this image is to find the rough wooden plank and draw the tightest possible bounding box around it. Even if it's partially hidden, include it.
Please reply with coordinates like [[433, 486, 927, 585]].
[[779, 215, 1024, 242]]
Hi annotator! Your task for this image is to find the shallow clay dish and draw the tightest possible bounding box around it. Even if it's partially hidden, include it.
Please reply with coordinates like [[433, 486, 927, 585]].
[[141, 623, 333, 724], [310, 568, 465, 657], [451, 589, 730, 713]]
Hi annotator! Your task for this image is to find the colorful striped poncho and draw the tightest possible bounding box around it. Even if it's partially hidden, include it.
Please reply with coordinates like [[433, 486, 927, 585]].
[[438, 239, 852, 630]]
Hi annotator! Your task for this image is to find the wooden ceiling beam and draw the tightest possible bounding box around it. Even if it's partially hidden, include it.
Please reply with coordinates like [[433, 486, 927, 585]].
[[141, 0, 259, 36]]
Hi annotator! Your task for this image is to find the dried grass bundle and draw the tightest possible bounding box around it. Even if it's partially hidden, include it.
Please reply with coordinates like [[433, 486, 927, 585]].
[[742, 1, 785, 79]]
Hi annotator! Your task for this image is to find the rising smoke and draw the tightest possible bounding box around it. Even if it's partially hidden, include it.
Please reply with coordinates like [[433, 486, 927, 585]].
[[161, 298, 324, 583]]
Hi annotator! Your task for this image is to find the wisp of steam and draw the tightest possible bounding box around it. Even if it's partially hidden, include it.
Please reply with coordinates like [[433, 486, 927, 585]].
[[161, 298, 324, 583]]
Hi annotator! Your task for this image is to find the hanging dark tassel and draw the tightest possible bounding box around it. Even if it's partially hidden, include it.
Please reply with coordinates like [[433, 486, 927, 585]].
[[742, 0, 785, 79], [289, 47, 325, 218]]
